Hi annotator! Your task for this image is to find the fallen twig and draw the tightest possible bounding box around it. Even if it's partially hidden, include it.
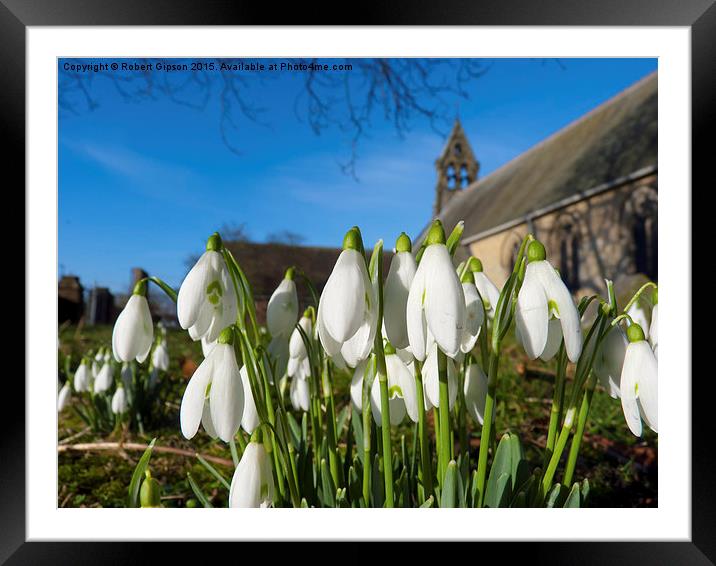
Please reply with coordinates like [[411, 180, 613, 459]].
[[57, 442, 234, 467]]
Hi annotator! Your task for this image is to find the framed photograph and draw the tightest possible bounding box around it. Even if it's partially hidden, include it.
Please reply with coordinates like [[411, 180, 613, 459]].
[[6, 0, 709, 562]]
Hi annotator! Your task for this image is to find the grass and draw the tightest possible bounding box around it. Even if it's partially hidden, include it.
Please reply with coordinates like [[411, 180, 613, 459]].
[[57, 324, 657, 508]]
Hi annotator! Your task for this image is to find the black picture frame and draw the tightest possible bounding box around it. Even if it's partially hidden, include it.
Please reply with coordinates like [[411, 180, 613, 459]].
[[5, 1, 710, 563]]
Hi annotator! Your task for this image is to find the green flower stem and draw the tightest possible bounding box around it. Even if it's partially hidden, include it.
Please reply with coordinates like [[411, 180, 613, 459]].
[[475, 349, 500, 508], [457, 362, 468, 459], [223, 248, 260, 344], [563, 372, 597, 487], [544, 346, 567, 466], [259, 362, 286, 501], [414, 361, 433, 503], [322, 360, 343, 488], [622, 281, 658, 314], [376, 352, 394, 507], [362, 376, 373, 506], [145, 276, 178, 303], [437, 348, 451, 486]]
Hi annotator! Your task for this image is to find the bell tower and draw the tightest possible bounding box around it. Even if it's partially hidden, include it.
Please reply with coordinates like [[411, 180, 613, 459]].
[[434, 119, 479, 216]]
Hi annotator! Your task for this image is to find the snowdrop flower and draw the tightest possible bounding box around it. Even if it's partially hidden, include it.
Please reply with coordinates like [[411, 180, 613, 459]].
[[383, 233, 417, 350], [111, 384, 128, 414], [93, 361, 114, 394], [626, 300, 650, 340], [289, 375, 310, 412], [407, 220, 466, 361], [112, 280, 154, 363], [649, 289, 658, 354], [57, 381, 71, 412], [516, 241, 582, 362], [74, 360, 91, 392], [620, 323, 658, 436], [177, 233, 238, 344], [350, 357, 375, 412], [460, 271, 485, 354], [463, 361, 489, 425], [422, 345, 458, 410], [317, 227, 377, 368], [469, 258, 501, 319], [229, 440, 275, 508], [180, 327, 244, 443], [267, 268, 299, 339], [152, 340, 170, 371], [382, 343, 419, 423], [240, 366, 259, 434], [591, 325, 628, 399], [287, 308, 313, 381]]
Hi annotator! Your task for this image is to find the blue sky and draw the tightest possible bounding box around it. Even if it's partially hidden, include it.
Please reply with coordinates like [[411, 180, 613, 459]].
[[58, 57, 657, 293]]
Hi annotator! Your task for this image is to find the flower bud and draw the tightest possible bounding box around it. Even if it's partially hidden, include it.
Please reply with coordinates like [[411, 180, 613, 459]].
[[140, 470, 162, 508]]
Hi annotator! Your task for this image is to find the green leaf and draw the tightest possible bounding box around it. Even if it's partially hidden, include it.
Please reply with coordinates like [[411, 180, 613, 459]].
[[470, 469, 480, 508], [300, 498, 310, 508], [446, 221, 465, 256], [441, 460, 458, 508], [127, 438, 156, 508], [372, 454, 385, 508], [563, 483, 581, 508], [420, 495, 434, 508], [546, 484, 562, 508], [187, 472, 214, 508], [336, 405, 350, 437], [286, 411, 302, 451], [348, 464, 362, 505], [351, 408, 364, 466], [580, 478, 590, 506], [484, 433, 513, 508], [336, 487, 349, 508], [508, 433, 531, 492], [229, 438, 240, 467], [320, 459, 336, 507], [196, 454, 231, 491]]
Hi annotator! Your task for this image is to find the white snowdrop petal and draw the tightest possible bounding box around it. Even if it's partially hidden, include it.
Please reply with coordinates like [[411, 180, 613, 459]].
[[463, 362, 489, 425], [620, 342, 645, 437], [350, 360, 370, 411], [632, 341, 658, 433], [180, 355, 214, 440], [649, 304, 658, 349], [460, 282, 484, 354], [474, 272, 500, 317], [267, 278, 299, 338], [240, 366, 260, 434], [177, 251, 214, 330], [58, 382, 71, 412], [535, 262, 582, 362], [387, 354, 418, 423], [406, 262, 429, 362], [320, 249, 366, 343], [383, 251, 417, 350], [209, 345, 245, 443], [423, 245, 466, 359], [539, 318, 563, 362], [515, 264, 549, 359]]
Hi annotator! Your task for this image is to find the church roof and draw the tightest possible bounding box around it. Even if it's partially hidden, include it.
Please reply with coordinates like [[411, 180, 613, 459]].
[[433, 71, 657, 242]]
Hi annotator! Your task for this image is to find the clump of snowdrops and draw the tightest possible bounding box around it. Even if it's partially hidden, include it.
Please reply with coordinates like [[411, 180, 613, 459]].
[[110, 221, 657, 508]]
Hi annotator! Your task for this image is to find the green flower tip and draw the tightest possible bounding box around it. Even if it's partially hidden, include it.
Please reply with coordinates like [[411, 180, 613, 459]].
[[217, 326, 235, 345], [140, 471, 162, 508], [627, 323, 646, 343], [426, 219, 446, 246], [468, 256, 483, 273], [132, 278, 148, 296], [395, 232, 412, 253], [527, 240, 547, 263], [284, 266, 296, 281], [383, 341, 396, 356], [460, 270, 475, 284], [342, 226, 364, 252], [206, 232, 223, 252], [600, 301, 611, 316]]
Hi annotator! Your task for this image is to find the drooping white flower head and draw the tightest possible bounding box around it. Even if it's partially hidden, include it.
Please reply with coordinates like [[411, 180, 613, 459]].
[[267, 268, 299, 339], [240, 365, 259, 434], [287, 309, 314, 381], [620, 323, 658, 437], [649, 290, 658, 351], [180, 328, 244, 443], [111, 385, 128, 415], [74, 361, 91, 392], [626, 300, 650, 340], [93, 362, 114, 394], [229, 440, 275, 508], [383, 345, 419, 424], [383, 233, 417, 350], [289, 375, 310, 412], [177, 233, 238, 344], [422, 344, 458, 410], [516, 241, 582, 363], [317, 227, 377, 368], [112, 281, 154, 363], [459, 272, 485, 354], [469, 258, 501, 319], [463, 361, 489, 425], [152, 340, 170, 371], [407, 220, 466, 361], [591, 325, 628, 399], [57, 381, 71, 412]]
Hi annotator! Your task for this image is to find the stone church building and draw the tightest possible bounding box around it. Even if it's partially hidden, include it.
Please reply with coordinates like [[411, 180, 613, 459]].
[[426, 71, 657, 296]]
